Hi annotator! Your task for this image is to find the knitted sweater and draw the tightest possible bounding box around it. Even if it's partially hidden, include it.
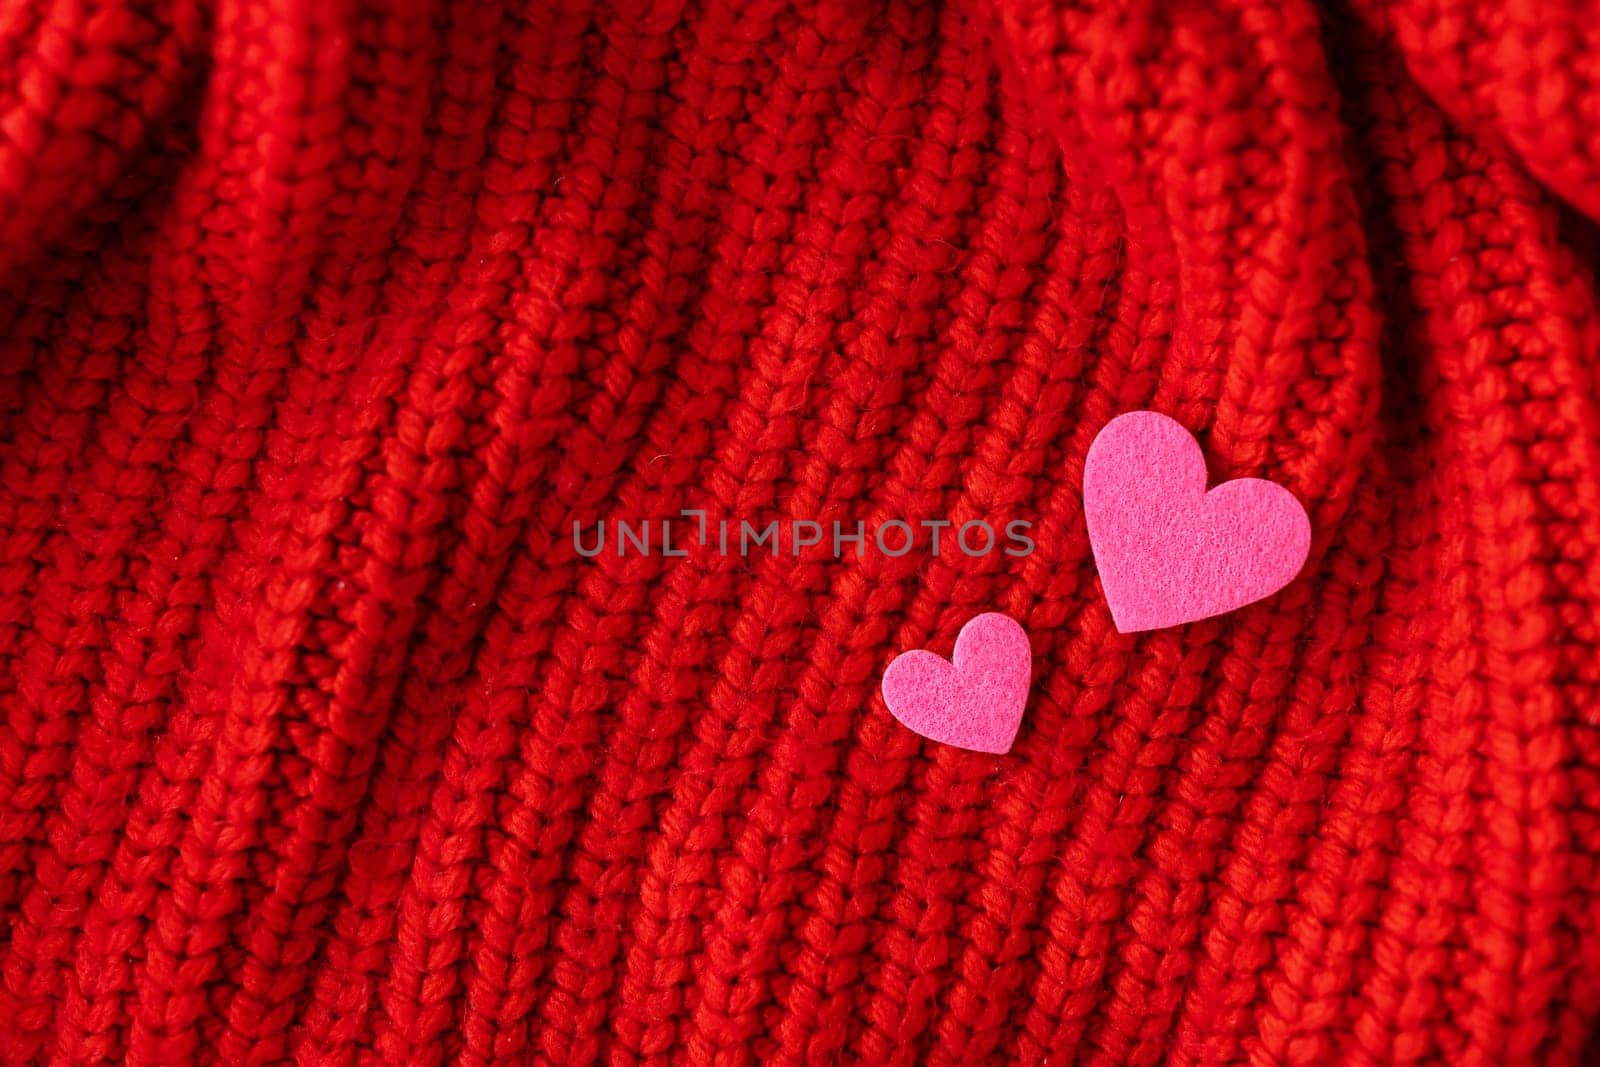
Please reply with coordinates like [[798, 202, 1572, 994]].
[[2, 0, 1599, 1063]]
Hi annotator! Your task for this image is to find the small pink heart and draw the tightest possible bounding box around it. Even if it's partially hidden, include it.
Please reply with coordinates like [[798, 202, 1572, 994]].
[[882, 613, 1031, 753], [1084, 411, 1311, 633]]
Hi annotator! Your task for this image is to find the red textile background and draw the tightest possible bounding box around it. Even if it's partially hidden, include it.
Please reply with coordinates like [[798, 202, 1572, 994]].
[[3, 0, 1600, 1063]]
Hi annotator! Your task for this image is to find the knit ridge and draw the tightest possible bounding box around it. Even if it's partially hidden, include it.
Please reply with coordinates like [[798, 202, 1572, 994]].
[[1, 0, 1599, 1064]]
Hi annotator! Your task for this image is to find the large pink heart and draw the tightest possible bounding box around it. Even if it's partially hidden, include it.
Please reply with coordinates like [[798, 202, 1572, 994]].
[[1084, 411, 1311, 632], [881, 613, 1031, 753]]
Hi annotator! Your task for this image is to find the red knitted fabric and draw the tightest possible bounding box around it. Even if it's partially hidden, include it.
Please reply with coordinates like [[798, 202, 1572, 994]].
[[4, 0, 1600, 1063]]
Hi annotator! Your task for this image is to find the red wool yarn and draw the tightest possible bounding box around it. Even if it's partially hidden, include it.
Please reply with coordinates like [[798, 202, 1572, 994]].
[[2, 0, 1599, 1064]]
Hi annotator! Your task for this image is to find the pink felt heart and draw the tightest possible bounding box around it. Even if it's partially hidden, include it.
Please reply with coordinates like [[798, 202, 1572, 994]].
[[881, 613, 1031, 753], [1084, 411, 1311, 632]]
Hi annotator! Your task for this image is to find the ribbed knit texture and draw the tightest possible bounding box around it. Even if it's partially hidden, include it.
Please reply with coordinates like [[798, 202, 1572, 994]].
[[2, 0, 1600, 1063]]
